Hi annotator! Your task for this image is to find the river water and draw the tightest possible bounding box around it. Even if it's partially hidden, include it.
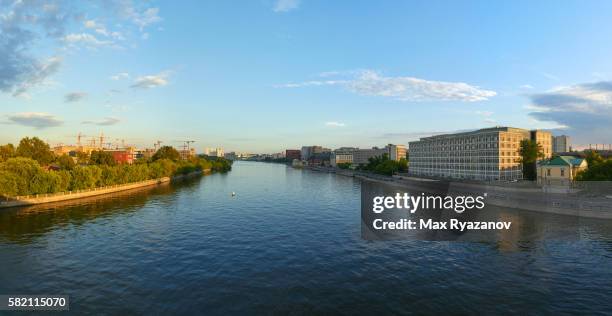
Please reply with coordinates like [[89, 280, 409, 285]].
[[1, 161, 611, 314]]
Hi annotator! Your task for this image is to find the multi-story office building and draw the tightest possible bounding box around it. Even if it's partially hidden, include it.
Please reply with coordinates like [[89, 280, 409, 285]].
[[387, 144, 407, 161], [205, 147, 224, 157], [552, 135, 571, 153], [409, 127, 551, 181], [531, 130, 552, 158], [353, 147, 388, 165], [300, 146, 330, 160], [330, 147, 357, 167], [285, 149, 301, 161]]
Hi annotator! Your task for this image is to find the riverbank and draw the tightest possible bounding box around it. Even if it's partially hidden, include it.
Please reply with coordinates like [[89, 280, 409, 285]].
[[0, 170, 207, 209], [303, 165, 612, 219]]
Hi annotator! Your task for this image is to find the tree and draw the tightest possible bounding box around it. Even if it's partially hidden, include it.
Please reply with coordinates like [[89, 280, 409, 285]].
[[0, 157, 44, 195], [398, 158, 408, 172], [30, 172, 61, 194], [152, 146, 180, 162], [0, 170, 20, 197], [16, 137, 54, 165], [576, 156, 612, 181], [337, 162, 352, 169], [518, 139, 544, 181], [0, 144, 15, 162], [89, 150, 117, 166], [56, 154, 76, 170], [585, 151, 604, 167], [70, 165, 102, 190], [76, 151, 89, 164]]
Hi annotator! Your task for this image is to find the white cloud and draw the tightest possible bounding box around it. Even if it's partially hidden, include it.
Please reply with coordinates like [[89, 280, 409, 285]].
[[131, 71, 170, 89], [325, 121, 345, 127], [11, 57, 62, 98], [65, 92, 87, 103], [110, 72, 130, 80], [520, 84, 534, 89], [7, 112, 63, 129], [273, 0, 301, 12], [527, 81, 612, 142], [63, 33, 114, 47], [84, 20, 97, 28], [82, 117, 121, 126], [273, 80, 347, 88], [475, 110, 493, 117], [276, 70, 496, 102]]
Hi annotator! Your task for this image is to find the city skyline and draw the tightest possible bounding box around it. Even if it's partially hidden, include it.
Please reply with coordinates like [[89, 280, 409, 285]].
[[2, 0, 612, 153]]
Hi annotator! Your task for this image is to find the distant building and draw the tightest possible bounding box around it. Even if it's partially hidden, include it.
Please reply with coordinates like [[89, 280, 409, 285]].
[[179, 148, 196, 160], [300, 146, 330, 160], [135, 148, 156, 160], [285, 149, 301, 161], [224, 152, 238, 160], [537, 156, 587, 186], [307, 152, 331, 166], [104, 148, 135, 164], [552, 135, 571, 153], [353, 147, 388, 165], [409, 127, 533, 181], [530, 130, 552, 159], [330, 148, 357, 167], [205, 147, 224, 157], [387, 144, 407, 161]]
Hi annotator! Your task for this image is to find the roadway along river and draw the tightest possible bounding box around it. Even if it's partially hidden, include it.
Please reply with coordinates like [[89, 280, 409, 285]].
[[1, 161, 611, 314]]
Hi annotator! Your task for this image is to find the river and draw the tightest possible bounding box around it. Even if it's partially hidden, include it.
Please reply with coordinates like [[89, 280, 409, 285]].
[[1, 161, 611, 314]]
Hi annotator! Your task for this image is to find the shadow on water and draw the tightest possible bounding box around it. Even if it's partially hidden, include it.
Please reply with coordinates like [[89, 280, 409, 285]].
[[0, 177, 204, 244]]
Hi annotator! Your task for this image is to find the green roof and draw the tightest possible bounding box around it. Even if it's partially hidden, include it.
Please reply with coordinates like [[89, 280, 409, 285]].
[[539, 156, 584, 167]]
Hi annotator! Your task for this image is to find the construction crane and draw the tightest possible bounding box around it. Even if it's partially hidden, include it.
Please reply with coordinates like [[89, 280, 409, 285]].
[[72, 132, 90, 146]]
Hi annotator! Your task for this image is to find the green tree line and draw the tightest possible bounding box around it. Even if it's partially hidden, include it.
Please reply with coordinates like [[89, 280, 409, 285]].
[[0, 140, 232, 197], [360, 154, 408, 176], [576, 151, 612, 181]]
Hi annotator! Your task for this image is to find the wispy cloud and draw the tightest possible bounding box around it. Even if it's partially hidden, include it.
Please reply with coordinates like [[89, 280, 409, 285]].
[[379, 129, 473, 140], [82, 117, 121, 126], [276, 70, 496, 102], [131, 71, 170, 89], [6, 112, 63, 129], [527, 81, 612, 141], [273, 0, 301, 12], [110, 72, 130, 80], [63, 33, 115, 48], [64, 92, 88, 103], [325, 121, 345, 127], [0, 1, 163, 98]]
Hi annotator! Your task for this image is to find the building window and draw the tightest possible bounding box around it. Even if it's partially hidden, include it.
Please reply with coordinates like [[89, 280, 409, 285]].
[[547, 169, 551, 176], [560, 168, 565, 177]]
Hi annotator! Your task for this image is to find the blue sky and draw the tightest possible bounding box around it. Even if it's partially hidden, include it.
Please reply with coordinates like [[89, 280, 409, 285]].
[[2, 0, 612, 153]]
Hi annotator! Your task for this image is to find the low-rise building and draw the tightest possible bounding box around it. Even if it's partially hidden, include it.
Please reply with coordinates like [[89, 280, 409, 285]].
[[105, 147, 135, 164], [300, 146, 330, 160], [205, 147, 224, 157], [285, 149, 301, 161], [307, 152, 331, 166], [353, 147, 388, 165], [330, 148, 355, 167], [537, 156, 587, 186], [179, 148, 196, 160]]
